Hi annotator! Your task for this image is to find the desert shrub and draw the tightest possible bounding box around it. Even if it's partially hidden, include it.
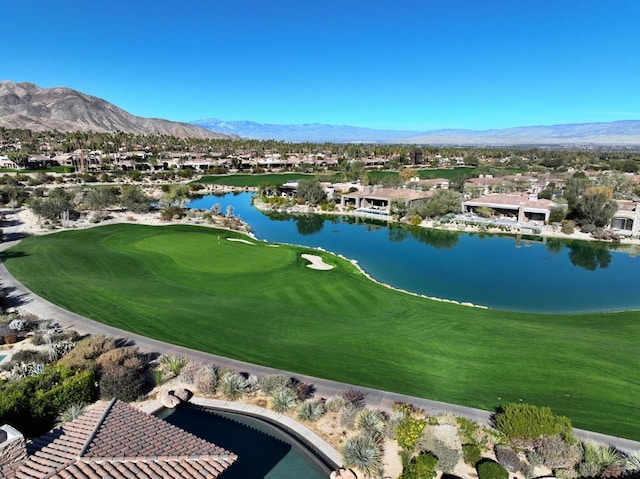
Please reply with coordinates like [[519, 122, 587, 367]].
[[297, 399, 325, 422], [325, 395, 347, 413], [178, 360, 205, 384], [160, 206, 185, 220], [578, 442, 624, 479], [494, 445, 520, 473], [8, 319, 27, 331], [292, 379, 314, 400], [357, 409, 386, 441], [400, 451, 438, 479], [258, 374, 291, 395], [48, 340, 76, 361], [561, 219, 575, 234], [150, 367, 166, 386], [477, 460, 509, 479], [494, 403, 574, 446], [342, 434, 383, 478], [463, 443, 483, 466], [457, 416, 481, 444], [270, 388, 298, 413], [99, 366, 145, 402], [58, 334, 116, 369], [340, 402, 360, 429], [159, 355, 187, 376], [555, 468, 579, 479], [421, 437, 461, 473], [96, 346, 146, 371], [56, 402, 86, 425], [193, 364, 218, 394], [535, 435, 582, 470], [395, 414, 427, 451], [342, 388, 368, 410], [246, 373, 260, 392], [10, 350, 50, 365], [219, 371, 247, 400], [4, 334, 17, 344]]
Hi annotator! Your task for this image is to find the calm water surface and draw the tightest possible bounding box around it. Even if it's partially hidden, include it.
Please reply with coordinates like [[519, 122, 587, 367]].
[[187, 192, 640, 314]]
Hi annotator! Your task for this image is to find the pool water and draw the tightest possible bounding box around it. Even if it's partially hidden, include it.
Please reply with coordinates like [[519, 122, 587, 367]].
[[161, 405, 333, 479]]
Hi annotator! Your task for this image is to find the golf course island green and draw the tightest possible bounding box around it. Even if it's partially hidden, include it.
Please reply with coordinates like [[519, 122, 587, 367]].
[[3, 223, 639, 440]]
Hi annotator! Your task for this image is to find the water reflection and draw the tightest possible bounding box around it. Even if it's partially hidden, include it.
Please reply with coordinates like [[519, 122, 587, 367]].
[[566, 241, 612, 271]]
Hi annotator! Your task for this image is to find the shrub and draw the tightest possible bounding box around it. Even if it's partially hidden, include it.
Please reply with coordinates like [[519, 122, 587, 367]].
[[325, 395, 347, 413], [219, 371, 247, 400], [494, 444, 520, 473], [246, 373, 260, 392], [561, 219, 575, 234], [292, 379, 315, 401], [535, 435, 582, 470], [578, 442, 624, 479], [8, 319, 27, 331], [159, 355, 187, 376], [342, 388, 368, 409], [56, 402, 86, 425], [477, 460, 509, 479], [297, 399, 325, 422], [259, 374, 292, 395], [494, 403, 574, 446], [463, 443, 483, 466], [193, 365, 218, 394], [357, 409, 386, 441], [96, 346, 146, 371], [4, 334, 17, 344], [99, 366, 145, 402], [400, 451, 438, 479], [340, 403, 360, 429], [270, 388, 298, 413], [342, 434, 383, 478], [395, 414, 427, 451], [59, 334, 116, 369], [178, 360, 205, 384], [9, 350, 50, 365], [421, 437, 461, 473]]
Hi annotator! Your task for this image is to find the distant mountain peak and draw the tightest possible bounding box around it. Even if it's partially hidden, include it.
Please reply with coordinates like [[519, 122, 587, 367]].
[[0, 81, 234, 139]]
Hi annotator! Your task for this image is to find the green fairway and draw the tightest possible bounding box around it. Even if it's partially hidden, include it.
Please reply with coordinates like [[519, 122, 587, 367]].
[[3, 224, 640, 440]]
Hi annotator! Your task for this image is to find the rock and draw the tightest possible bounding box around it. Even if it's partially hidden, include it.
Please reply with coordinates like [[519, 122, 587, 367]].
[[172, 388, 192, 402], [159, 390, 181, 408]]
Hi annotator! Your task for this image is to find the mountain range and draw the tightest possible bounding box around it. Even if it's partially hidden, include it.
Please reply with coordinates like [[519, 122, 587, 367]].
[[193, 117, 640, 146], [0, 81, 231, 139], [1, 80, 639, 145]]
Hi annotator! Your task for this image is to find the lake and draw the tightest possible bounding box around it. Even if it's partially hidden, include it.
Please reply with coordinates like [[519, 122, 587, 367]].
[[187, 192, 640, 314]]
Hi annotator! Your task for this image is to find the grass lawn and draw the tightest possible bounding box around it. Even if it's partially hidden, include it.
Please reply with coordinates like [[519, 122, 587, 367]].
[[4, 224, 639, 440]]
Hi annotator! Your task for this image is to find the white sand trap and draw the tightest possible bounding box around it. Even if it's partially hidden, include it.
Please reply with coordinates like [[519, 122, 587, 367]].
[[227, 238, 255, 245], [301, 254, 334, 270]]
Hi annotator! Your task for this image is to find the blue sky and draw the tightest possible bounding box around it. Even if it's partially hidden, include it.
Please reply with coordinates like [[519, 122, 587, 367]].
[[4, 0, 640, 130]]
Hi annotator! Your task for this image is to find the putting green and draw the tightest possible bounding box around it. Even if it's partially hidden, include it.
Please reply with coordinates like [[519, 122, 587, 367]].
[[3, 224, 640, 440]]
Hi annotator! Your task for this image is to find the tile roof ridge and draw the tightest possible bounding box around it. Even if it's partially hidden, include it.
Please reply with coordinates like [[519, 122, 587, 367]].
[[76, 397, 117, 459], [76, 453, 237, 463]]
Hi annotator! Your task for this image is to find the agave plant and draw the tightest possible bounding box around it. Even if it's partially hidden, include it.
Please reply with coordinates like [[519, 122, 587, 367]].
[[219, 371, 248, 400], [258, 374, 291, 396], [342, 434, 383, 478], [579, 442, 624, 478], [325, 396, 347, 413], [357, 409, 386, 441], [270, 388, 298, 413], [159, 355, 188, 376], [297, 399, 325, 422], [625, 450, 640, 473], [56, 403, 86, 426]]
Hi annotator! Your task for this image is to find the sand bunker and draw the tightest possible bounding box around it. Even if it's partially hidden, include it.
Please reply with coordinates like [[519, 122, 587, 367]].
[[301, 254, 334, 270], [227, 238, 255, 245]]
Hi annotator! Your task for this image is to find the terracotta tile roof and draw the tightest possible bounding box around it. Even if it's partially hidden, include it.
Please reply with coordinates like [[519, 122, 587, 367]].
[[2, 399, 236, 479]]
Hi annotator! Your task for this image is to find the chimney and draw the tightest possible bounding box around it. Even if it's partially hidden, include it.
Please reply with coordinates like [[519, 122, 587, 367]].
[[0, 425, 27, 468]]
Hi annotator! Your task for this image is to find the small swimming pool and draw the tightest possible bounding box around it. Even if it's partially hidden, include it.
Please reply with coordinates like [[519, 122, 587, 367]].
[[160, 405, 334, 479]]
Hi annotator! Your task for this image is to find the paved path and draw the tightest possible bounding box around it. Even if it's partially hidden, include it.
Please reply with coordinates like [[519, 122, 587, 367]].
[[1, 212, 638, 453]]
